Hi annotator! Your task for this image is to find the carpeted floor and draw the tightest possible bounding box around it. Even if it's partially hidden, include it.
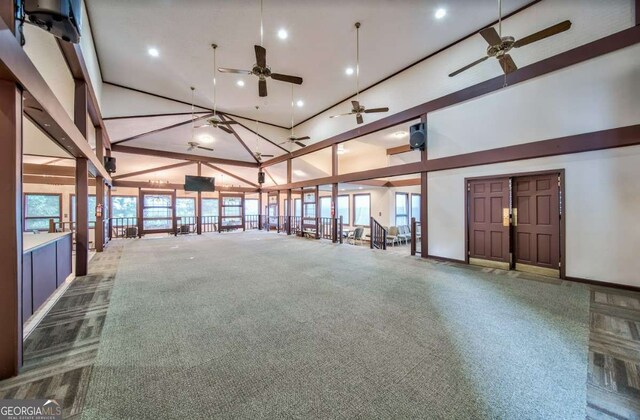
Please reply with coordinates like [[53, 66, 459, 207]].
[[80, 231, 590, 419]]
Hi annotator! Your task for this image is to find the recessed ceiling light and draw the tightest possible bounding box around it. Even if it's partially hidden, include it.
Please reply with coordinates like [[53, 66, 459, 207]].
[[277, 28, 288, 40], [345, 67, 354, 76], [393, 131, 408, 138], [293, 169, 306, 176], [434, 8, 447, 19], [236, 80, 245, 87], [148, 47, 159, 57], [296, 100, 304, 107], [358, 186, 363, 190], [198, 134, 214, 144]]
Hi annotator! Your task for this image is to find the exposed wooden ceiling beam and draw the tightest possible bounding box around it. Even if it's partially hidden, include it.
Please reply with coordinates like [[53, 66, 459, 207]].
[[222, 114, 290, 154], [24, 175, 96, 186], [201, 162, 258, 188], [111, 144, 258, 168], [112, 161, 195, 180], [387, 145, 413, 156], [386, 178, 421, 187], [111, 113, 213, 145], [23, 163, 75, 177], [219, 114, 260, 163], [263, 168, 278, 186], [113, 179, 258, 193], [0, 18, 111, 181]]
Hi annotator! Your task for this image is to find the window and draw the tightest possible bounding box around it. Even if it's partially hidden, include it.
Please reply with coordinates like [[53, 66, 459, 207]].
[[176, 197, 196, 218], [411, 194, 421, 222], [395, 193, 409, 226], [221, 196, 243, 227], [142, 193, 173, 231], [24, 194, 61, 231], [337, 195, 350, 225], [71, 195, 97, 226], [353, 194, 370, 226], [294, 198, 301, 217], [319, 197, 331, 218], [111, 196, 137, 219], [201, 198, 219, 216], [245, 199, 259, 216]]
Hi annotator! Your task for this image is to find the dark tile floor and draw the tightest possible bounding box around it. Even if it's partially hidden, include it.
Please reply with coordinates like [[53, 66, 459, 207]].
[[1, 237, 639, 419]]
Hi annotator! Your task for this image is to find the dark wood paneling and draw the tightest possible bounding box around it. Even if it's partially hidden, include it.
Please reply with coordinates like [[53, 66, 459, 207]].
[[31, 245, 57, 312], [22, 252, 32, 324], [23, 163, 75, 177], [75, 158, 89, 276], [0, 81, 23, 379], [111, 145, 258, 168], [263, 26, 640, 168], [467, 178, 510, 263], [56, 235, 72, 287]]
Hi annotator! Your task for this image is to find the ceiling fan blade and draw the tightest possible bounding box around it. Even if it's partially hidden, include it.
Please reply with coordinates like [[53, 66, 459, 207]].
[[255, 45, 267, 68], [219, 120, 238, 125], [278, 140, 290, 145], [197, 146, 215, 152], [479, 26, 502, 46], [448, 56, 490, 77], [329, 112, 355, 118], [218, 67, 252, 75], [351, 100, 360, 111], [498, 54, 518, 74], [293, 136, 310, 141], [363, 107, 389, 114], [258, 79, 267, 97], [513, 20, 572, 48], [294, 142, 306, 148], [356, 114, 363, 125], [271, 73, 303, 85], [219, 125, 233, 134]]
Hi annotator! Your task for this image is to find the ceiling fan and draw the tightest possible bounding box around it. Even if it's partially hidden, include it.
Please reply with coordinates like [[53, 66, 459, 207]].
[[186, 87, 214, 153], [279, 85, 310, 148], [448, 0, 571, 77], [330, 22, 389, 124], [252, 106, 274, 161], [217, 0, 303, 97], [195, 45, 238, 134]]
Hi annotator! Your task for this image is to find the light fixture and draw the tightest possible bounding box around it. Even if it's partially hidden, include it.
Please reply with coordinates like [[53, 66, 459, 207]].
[[277, 28, 288, 40], [345, 67, 354, 76], [293, 169, 306, 177], [434, 8, 447, 19], [236, 80, 245, 87], [337, 144, 347, 155], [358, 186, 363, 190], [393, 130, 408, 138], [296, 100, 304, 107], [148, 47, 159, 57], [198, 134, 214, 144]]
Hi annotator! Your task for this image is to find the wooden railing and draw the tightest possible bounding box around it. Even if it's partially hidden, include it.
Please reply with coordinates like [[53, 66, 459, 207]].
[[110, 217, 138, 238], [370, 217, 387, 250], [411, 217, 421, 256], [201, 216, 219, 233], [318, 217, 336, 241], [176, 216, 197, 234], [244, 215, 260, 230], [290, 216, 302, 236], [49, 219, 98, 250]]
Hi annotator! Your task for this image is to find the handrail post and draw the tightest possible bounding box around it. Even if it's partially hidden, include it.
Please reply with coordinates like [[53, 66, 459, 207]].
[[48, 218, 55, 233], [370, 217, 374, 249], [411, 217, 416, 256], [383, 228, 387, 250], [339, 216, 343, 244]]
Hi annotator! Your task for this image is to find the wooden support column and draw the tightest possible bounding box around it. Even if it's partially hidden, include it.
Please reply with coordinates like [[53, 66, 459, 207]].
[[75, 158, 89, 275], [172, 189, 177, 236], [331, 144, 339, 243], [420, 115, 428, 259], [286, 189, 292, 235], [315, 185, 320, 239], [0, 81, 23, 379], [137, 188, 143, 238], [74, 80, 88, 138], [196, 162, 202, 235], [106, 149, 112, 240], [258, 191, 263, 230], [95, 127, 104, 252]]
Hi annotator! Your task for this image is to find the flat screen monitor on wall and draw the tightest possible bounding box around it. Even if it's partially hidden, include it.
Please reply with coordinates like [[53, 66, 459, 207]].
[[184, 176, 215, 192]]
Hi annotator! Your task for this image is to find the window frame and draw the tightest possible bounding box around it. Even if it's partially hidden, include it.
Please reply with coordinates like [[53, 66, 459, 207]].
[[337, 194, 350, 226], [411, 193, 421, 223], [395, 192, 409, 227], [352, 193, 371, 227], [23, 193, 62, 232], [319, 196, 332, 219]]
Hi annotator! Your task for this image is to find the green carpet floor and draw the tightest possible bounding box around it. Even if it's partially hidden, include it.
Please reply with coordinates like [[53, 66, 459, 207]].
[[81, 232, 590, 419]]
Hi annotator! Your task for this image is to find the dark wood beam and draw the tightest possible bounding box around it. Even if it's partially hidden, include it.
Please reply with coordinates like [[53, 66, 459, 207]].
[[387, 145, 413, 156], [111, 145, 258, 168], [113, 161, 195, 180], [113, 179, 259, 193], [262, 25, 640, 168], [23, 163, 75, 177], [201, 162, 258, 188], [386, 178, 421, 187], [95, 127, 104, 252], [57, 40, 112, 150], [111, 113, 213, 145], [222, 114, 290, 154], [264, 168, 278, 185], [219, 114, 260, 163], [103, 111, 210, 121], [74, 80, 88, 139], [23, 175, 96, 186], [75, 158, 89, 276], [0, 18, 111, 180], [0, 81, 23, 380]]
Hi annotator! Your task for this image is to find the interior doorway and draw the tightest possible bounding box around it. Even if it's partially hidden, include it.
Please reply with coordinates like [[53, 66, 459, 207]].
[[466, 171, 564, 278]]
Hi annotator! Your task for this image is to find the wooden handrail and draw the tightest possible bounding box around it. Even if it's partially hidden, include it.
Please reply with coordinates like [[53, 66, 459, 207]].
[[370, 217, 387, 250]]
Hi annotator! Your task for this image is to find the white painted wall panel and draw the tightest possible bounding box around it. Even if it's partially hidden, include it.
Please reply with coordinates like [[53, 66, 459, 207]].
[[428, 146, 640, 287], [80, 1, 103, 108]]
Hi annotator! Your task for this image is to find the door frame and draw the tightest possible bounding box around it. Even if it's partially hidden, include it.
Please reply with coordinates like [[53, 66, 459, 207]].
[[465, 169, 565, 279]]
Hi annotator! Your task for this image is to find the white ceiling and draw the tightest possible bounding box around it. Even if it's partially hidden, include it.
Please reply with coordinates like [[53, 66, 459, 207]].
[[86, 0, 531, 126]]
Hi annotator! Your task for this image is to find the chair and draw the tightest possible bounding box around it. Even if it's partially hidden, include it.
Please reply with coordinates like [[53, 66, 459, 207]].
[[398, 225, 411, 244], [387, 226, 399, 247], [348, 226, 365, 245]]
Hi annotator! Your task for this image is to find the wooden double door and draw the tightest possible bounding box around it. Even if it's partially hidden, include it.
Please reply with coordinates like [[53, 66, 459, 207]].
[[467, 172, 561, 277]]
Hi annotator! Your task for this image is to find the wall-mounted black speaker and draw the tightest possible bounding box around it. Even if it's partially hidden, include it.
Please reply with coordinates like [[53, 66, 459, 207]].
[[258, 171, 265, 184], [104, 156, 116, 173], [409, 122, 426, 151]]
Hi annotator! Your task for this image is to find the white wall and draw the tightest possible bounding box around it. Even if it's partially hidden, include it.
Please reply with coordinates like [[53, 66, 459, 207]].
[[80, 0, 103, 108]]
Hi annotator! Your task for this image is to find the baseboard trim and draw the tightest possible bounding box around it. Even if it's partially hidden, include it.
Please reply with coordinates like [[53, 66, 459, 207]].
[[564, 276, 640, 293], [422, 254, 466, 264]]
